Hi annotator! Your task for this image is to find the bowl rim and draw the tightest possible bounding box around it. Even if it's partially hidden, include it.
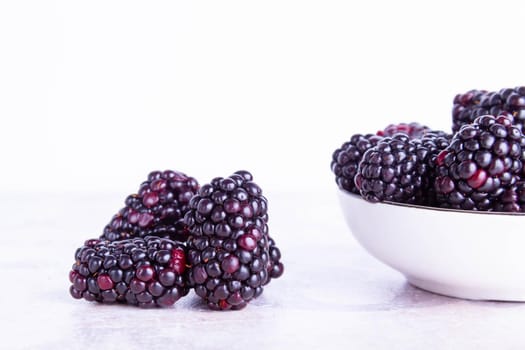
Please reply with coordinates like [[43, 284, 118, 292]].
[[339, 188, 525, 216]]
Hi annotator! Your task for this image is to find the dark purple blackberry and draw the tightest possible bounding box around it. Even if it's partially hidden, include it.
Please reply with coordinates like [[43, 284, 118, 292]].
[[331, 134, 383, 194], [355, 133, 437, 204], [494, 182, 525, 212], [434, 115, 525, 211], [101, 170, 199, 242], [453, 89, 497, 132], [504, 87, 525, 130], [418, 131, 452, 205], [423, 129, 453, 140], [264, 236, 284, 284], [69, 236, 189, 308], [452, 87, 525, 132], [185, 170, 283, 310], [378, 122, 431, 139]]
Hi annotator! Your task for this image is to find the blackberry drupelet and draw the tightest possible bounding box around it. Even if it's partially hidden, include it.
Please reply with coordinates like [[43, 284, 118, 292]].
[[69, 236, 189, 308], [185, 170, 283, 310], [452, 87, 525, 132], [331, 134, 383, 194], [434, 115, 525, 210], [377, 122, 431, 139], [355, 133, 436, 204], [101, 170, 199, 242]]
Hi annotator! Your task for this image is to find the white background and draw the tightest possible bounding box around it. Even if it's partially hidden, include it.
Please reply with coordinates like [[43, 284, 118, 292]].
[[2, 0, 525, 194]]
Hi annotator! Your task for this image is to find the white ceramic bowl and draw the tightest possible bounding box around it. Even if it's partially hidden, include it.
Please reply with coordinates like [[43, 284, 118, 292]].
[[338, 189, 525, 301]]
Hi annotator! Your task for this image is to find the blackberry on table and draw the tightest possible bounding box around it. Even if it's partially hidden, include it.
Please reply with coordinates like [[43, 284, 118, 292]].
[[69, 236, 189, 308], [101, 170, 199, 243], [355, 134, 436, 204], [185, 170, 283, 310], [331, 134, 383, 194], [434, 115, 525, 211], [265, 237, 284, 283]]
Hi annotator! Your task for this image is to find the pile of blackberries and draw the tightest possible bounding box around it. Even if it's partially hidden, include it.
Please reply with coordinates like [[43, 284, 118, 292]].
[[69, 170, 284, 310], [331, 87, 525, 212]]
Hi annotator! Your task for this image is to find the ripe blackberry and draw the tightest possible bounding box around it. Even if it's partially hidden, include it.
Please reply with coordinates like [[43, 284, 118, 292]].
[[355, 133, 436, 204], [377, 122, 431, 139], [504, 87, 525, 129], [331, 134, 383, 194], [452, 87, 525, 132], [423, 129, 453, 140], [265, 236, 284, 284], [101, 170, 199, 242], [453, 89, 498, 132], [434, 115, 525, 210], [185, 170, 283, 310], [418, 131, 452, 205], [493, 182, 525, 212], [69, 236, 189, 308]]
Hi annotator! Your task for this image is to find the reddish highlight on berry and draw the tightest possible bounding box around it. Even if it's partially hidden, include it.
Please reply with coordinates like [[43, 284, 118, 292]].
[[467, 169, 488, 189]]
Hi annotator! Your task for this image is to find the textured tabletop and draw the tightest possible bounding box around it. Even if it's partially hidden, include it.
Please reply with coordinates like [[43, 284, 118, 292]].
[[1, 191, 524, 350]]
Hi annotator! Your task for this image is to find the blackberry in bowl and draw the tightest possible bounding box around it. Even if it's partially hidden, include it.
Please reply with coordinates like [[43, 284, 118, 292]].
[[331, 134, 383, 194], [335, 116, 525, 301], [377, 122, 431, 139], [453, 86, 525, 132], [354, 133, 448, 205], [331, 123, 451, 197], [434, 115, 525, 210]]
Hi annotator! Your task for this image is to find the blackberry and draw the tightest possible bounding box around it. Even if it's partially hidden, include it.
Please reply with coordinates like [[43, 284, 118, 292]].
[[265, 237, 284, 284], [494, 182, 525, 212], [185, 170, 283, 310], [101, 170, 199, 242], [355, 133, 437, 204], [418, 131, 452, 205], [378, 122, 431, 139], [331, 134, 383, 194], [69, 236, 189, 308], [452, 87, 525, 132], [504, 87, 525, 129], [434, 115, 525, 210], [453, 89, 498, 132], [423, 129, 453, 140]]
